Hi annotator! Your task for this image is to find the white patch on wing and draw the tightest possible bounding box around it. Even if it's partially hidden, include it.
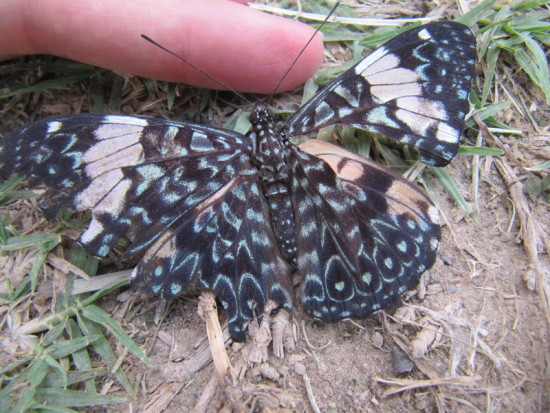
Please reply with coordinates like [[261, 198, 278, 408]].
[[190, 131, 214, 151], [428, 205, 440, 225], [333, 85, 360, 107], [164, 125, 179, 139], [396, 97, 447, 120], [47, 121, 62, 133], [94, 123, 144, 142], [75, 169, 124, 209], [367, 67, 419, 85], [418, 28, 432, 40], [395, 109, 434, 137], [362, 52, 401, 78], [338, 107, 353, 117], [94, 178, 133, 215], [84, 144, 143, 178], [365, 107, 400, 128], [436, 122, 460, 143], [103, 115, 148, 126], [371, 82, 422, 103], [80, 218, 105, 244], [354, 47, 391, 75], [84, 132, 142, 163], [314, 101, 335, 126]]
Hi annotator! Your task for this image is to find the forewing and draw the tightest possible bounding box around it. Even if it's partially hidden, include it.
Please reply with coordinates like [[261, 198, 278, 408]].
[[291, 139, 440, 321], [130, 176, 292, 341], [286, 22, 476, 166], [0, 114, 253, 257]]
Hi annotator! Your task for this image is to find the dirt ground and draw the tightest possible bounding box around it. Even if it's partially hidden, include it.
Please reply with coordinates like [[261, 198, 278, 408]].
[[111, 146, 549, 413], [1, 2, 549, 413]]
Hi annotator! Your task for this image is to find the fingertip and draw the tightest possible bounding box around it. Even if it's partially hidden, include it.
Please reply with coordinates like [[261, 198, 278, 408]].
[[20, 0, 324, 94], [143, 2, 325, 94], [266, 24, 325, 93]]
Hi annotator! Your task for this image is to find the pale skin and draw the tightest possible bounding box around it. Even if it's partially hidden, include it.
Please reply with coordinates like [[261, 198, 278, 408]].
[[0, 0, 324, 93]]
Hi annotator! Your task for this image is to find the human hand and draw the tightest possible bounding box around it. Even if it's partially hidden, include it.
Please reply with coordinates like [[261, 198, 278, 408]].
[[0, 0, 324, 93]]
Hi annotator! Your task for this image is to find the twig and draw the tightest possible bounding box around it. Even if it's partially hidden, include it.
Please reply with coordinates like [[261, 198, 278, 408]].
[[191, 374, 219, 413], [301, 321, 328, 371], [249, 3, 435, 26], [197, 291, 247, 413], [302, 371, 321, 413], [197, 291, 232, 377], [143, 382, 185, 413], [375, 375, 481, 397], [494, 159, 550, 325]]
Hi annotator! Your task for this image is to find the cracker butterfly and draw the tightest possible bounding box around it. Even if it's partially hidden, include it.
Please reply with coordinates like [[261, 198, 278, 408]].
[[0, 21, 476, 341]]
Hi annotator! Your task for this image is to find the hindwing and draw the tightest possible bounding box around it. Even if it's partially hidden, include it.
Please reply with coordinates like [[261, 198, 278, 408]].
[[130, 176, 292, 341], [291, 140, 440, 320]]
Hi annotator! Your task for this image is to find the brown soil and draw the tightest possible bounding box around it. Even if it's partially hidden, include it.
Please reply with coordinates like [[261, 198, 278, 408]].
[[115, 149, 549, 413]]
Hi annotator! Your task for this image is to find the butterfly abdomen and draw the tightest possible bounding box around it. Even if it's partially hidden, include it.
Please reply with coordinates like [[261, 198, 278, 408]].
[[262, 181, 298, 265], [249, 105, 299, 266]]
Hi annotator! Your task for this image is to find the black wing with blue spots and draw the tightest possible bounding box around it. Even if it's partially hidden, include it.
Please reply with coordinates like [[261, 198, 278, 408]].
[[291, 140, 439, 321], [0, 114, 253, 256], [129, 175, 293, 341], [0, 114, 295, 340]]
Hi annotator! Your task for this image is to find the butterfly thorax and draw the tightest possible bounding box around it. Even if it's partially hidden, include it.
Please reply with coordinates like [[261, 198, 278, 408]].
[[248, 105, 298, 266], [249, 105, 289, 180]]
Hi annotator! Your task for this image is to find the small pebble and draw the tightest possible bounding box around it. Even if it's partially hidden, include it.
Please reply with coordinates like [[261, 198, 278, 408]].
[[392, 345, 414, 374], [294, 362, 306, 376]]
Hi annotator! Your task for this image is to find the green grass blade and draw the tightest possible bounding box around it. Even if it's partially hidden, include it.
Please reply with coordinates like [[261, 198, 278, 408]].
[[46, 336, 100, 360], [42, 369, 104, 389], [0, 73, 94, 99], [81, 304, 151, 366], [76, 315, 135, 394], [27, 404, 79, 413], [43, 354, 69, 389], [430, 167, 473, 215], [34, 388, 125, 407], [0, 233, 61, 251], [66, 319, 97, 393], [456, 0, 500, 26], [457, 146, 504, 157]]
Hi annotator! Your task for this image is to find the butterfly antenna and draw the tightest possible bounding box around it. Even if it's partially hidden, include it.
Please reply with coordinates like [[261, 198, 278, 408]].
[[272, 1, 340, 95], [141, 34, 254, 106]]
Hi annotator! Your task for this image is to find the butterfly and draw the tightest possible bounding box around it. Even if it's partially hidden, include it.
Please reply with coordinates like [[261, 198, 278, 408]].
[[0, 21, 476, 341]]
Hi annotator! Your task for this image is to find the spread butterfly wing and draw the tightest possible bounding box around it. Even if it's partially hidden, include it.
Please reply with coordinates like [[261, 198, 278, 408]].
[[130, 176, 292, 341], [290, 140, 440, 320], [0, 114, 254, 258], [286, 21, 476, 167]]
